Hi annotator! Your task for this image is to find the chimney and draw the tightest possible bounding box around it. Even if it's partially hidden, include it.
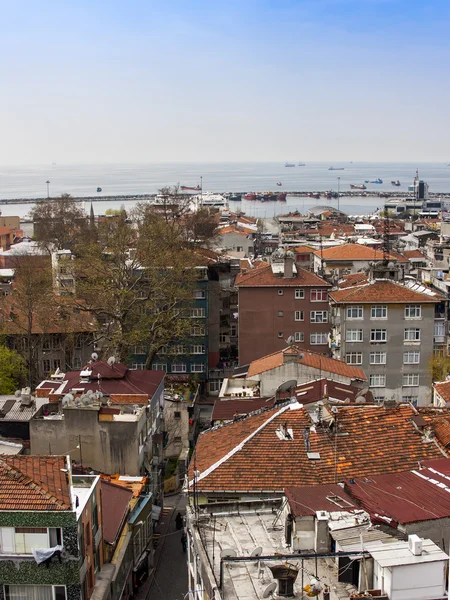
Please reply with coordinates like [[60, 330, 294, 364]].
[[283, 254, 294, 279], [269, 565, 299, 597], [283, 347, 299, 364]]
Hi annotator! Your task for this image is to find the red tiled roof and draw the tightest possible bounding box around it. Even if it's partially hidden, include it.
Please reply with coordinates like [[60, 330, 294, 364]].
[[313, 243, 407, 262], [189, 404, 447, 492], [0, 226, 12, 237], [292, 379, 371, 404], [0, 455, 71, 511], [329, 280, 441, 304], [404, 250, 425, 259], [212, 397, 276, 422], [337, 273, 369, 289], [294, 246, 315, 254], [247, 346, 367, 381], [285, 483, 357, 517], [100, 479, 133, 544], [37, 361, 165, 399], [236, 263, 330, 288], [433, 381, 450, 405], [345, 465, 450, 524]]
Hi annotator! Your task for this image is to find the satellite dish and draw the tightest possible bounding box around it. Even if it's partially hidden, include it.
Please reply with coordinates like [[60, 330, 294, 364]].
[[250, 546, 263, 557], [91, 352, 98, 361], [107, 356, 116, 367], [286, 335, 295, 345], [262, 583, 277, 598], [221, 548, 237, 559]]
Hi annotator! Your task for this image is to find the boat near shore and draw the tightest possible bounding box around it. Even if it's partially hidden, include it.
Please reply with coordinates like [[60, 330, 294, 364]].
[[350, 184, 367, 190], [329, 167, 345, 171]]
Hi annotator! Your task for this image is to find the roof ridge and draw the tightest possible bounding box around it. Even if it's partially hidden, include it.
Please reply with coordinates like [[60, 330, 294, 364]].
[[189, 403, 302, 486], [237, 262, 271, 283]]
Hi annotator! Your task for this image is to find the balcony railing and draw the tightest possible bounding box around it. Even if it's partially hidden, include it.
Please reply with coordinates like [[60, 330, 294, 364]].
[[80, 556, 88, 580], [94, 525, 102, 548]]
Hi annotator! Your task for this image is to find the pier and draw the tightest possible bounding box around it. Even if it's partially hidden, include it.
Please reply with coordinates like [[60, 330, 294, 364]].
[[1, 191, 450, 206]]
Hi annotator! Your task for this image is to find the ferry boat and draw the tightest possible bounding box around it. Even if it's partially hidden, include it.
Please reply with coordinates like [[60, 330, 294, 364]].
[[328, 167, 345, 171], [276, 182, 282, 186], [229, 194, 242, 201], [285, 163, 296, 167], [244, 192, 257, 200], [181, 185, 201, 191], [194, 192, 228, 208], [391, 180, 401, 186], [298, 162, 306, 166], [277, 192, 287, 201], [350, 184, 367, 190]]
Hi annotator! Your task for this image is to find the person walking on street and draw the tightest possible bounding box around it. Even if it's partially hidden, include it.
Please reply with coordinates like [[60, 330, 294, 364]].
[[181, 531, 187, 553], [175, 512, 183, 530]]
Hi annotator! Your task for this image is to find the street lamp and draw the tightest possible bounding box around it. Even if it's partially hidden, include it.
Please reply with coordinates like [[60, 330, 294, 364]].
[[337, 177, 340, 213], [46, 180, 50, 199]]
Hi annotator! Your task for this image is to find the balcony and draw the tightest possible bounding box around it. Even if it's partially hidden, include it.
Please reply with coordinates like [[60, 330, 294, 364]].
[[434, 335, 446, 344]]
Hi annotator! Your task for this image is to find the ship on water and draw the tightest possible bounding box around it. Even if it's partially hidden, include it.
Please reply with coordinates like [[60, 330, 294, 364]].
[[350, 184, 367, 190], [391, 180, 401, 186], [328, 167, 345, 171], [181, 185, 201, 191], [298, 162, 306, 166], [285, 162, 296, 167], [365, 178, 383, 184]]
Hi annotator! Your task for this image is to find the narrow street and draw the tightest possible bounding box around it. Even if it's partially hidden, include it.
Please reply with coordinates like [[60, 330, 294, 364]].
[[136, 494, 188, 600]]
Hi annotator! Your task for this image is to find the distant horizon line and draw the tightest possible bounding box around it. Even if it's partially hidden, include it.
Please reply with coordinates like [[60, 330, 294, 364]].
[[1, 160, 449, 168]]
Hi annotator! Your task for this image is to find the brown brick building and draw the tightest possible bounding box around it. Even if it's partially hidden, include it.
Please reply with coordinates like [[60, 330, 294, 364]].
[[236, 254, 331, 365]]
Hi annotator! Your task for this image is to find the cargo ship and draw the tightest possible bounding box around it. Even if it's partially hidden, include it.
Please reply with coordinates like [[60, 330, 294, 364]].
[[181, 185, 201, 191], [285, 162, 296, 167], [350, 184, 367, 190], [328, 167, 345, 171]]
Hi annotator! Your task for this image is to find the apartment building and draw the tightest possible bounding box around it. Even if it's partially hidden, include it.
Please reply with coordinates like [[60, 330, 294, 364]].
[[329, 278, 447, 406], [236, 250, 331, 365]]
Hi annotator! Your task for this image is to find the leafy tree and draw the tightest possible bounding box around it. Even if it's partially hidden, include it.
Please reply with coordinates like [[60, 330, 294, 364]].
[[30, 194, 89, 251], [0, 344, 26, 394], [429, 353, 450, 383]]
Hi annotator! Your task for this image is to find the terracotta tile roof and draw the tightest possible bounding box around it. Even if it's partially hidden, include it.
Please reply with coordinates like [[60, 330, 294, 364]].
[[404, 250, 425, 259], [0, 455, 71, 511], [313, 243, 407, 262], [109, 394, 148, 404], [294, 245, 316, 254], [433, 419, 450, 447], [100, 479, 133, 544], [235, 263, 330, 288], [247, 346, 367, 381], [337, 272, 369, 289], [345, 467, 450, 525], [188, 404, 446, 492], [212, 397, 276, 422], [218, 226, 251, 237], [434, 381, 450, 404], [286, 483, 357, 517], [329, 279, 441, 304], [292, 379, 371, 404]]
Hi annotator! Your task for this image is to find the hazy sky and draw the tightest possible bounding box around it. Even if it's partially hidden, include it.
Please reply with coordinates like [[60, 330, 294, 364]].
[[1, 0, 449, 164]]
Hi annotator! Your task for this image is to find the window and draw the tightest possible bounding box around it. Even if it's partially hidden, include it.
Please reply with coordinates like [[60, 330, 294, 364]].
[[174, 411, 181, 419], [173, 345, 186, 355], [194, 290, 206, 299], [373, 395, 385, 403], [190, 345, 205, 354], [347, 306, 363, 319], [310, 311, 328, 323], [52, 359, 61, 371], [191, 326, 205, 336], [346, 329, 363, 342], [4, 586, 67, 600], [310, 333, 328, 345], [209, 380, 221, 392], [310, 289, 327, 302], [171, 363, 187, 373], [405, 305, 421, 319], [152, 363, 167, 371], [295, 289, 305, 299], [370, 329, 387, 342], [403, 374, 419, 386], [295, 311, 304, 321], [404, 351, 420, 364], [191, 363, 205, 373], [346, 352, 362, 365], [278, 311, 284, 317], [174, 436, 182, 444], [130, 362, 145, 370], [369, 374, 386, 388], [371, 305, 387, 319], [74, 335, 82, 349], [84, 523, 91, 548], [159, 346, 169, 354], [402, 395, 418, 406], [197, 268, 208, 280], [278, 332, 284, 338], [8, 528, 49, 554], [190, 308, 206, 318], [294, 332, 304, 342], [370, 352, 386, 364], [404, 328, 421, 342], [278, 289, 284, 295], [43, 359, 51, 373], [435, 322, 446, 337], [134, 345, 147, 355]]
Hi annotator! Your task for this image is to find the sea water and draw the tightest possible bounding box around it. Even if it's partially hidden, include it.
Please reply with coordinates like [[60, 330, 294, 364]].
[[0, 161, 449, 218]]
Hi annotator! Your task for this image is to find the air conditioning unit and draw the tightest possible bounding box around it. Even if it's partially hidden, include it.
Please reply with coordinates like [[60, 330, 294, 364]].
[[408, 534, 422, 556]]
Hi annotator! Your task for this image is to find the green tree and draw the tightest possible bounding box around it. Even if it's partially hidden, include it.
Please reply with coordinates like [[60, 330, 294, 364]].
[[429, 353, 450, 383], [0, 344, 26, 394], [30, 194, 89, 251]]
